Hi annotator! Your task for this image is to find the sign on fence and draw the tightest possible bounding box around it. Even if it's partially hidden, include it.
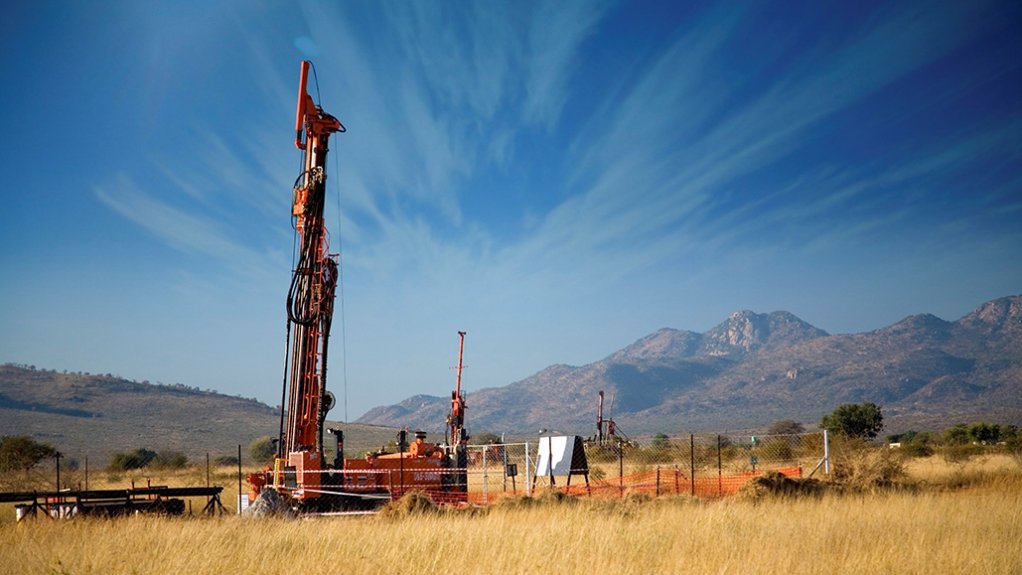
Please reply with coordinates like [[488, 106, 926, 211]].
[[533, 436, 589, 487]]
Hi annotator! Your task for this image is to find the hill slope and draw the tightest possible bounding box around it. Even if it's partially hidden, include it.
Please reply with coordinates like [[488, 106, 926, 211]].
[[358, 296, 1022, 435], [0, 366, 397, 463]]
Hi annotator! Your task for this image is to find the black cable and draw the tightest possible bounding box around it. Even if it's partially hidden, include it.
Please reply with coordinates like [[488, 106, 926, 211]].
[[278, 318, 292, 458], [309, 61, 323, 115], [308, 61, 346, 133], [332, 147, 350, 423], [286, 168, 325, 327]]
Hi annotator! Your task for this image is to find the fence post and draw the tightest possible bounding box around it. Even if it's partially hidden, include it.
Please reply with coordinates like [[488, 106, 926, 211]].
[[547, 436, 554, 486], [206, 452, 211, 512], [717, 434, 722, 497], [525, 441, 531, 497], [483, 445, 488, 504], [689, 434, 695, 497], [823, 430, 830, 475], [237, 444, 242, 514], [618, 444, 624, 497]]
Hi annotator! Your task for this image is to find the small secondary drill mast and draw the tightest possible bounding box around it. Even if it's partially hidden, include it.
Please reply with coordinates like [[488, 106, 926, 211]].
[[446, 331, 469, 491], [278, 60, 345, 501], [448, 331, 467, 445]]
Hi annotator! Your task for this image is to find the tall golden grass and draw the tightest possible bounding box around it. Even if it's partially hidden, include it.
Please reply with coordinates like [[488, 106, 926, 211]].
[[1, 455, 1020, 575]]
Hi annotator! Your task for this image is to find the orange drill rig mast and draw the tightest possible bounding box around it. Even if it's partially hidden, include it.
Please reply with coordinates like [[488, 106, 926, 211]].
[[250, 63, 470, 510], [277, 60, 345, 503]]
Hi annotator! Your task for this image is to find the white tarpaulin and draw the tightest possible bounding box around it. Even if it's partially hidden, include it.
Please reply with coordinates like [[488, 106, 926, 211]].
[[534, 435, 573, 477]]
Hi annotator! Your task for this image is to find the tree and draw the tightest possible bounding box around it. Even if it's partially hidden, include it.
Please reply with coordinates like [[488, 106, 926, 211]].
[[649, 433, 672, 451], [968, 422, 1000, 445], [249, 436, 276, 464], [767, 419, 806, 435], [109, 448, 157, 471], [820, 402, 883, 440], [0, 435, 59, 473], [887, 430, 919, 444], [152, 451, 188, 469], [943, 424, 970, 446]]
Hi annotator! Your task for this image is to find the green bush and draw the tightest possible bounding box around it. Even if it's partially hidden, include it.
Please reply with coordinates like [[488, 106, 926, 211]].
[[942, 424, 970, 446], [585, 444, 621, 463], [941, 443, 985, 464], [649, 433, 672, 451], [249, 436, 276, 464], [152, 451, 188, 469], [720, 444, 743, 463], [214, 455, 240, 466], [899, 442, 934, 458], [766, 420, 806, 435], [109, 448, 157, 471], [888, 431, 935, 458]]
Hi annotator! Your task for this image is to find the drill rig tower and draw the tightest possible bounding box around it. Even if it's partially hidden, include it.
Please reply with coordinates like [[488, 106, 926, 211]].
[[277, 60, 345, 503]]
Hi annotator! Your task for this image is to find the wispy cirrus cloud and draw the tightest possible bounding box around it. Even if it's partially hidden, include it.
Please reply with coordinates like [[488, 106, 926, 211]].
[[298, 2, 472, 231], [96, 0, 1013, 299], [523, 0, 610, 129], [516, 1, 1002, 278], [67, 0, 1021, 410], [275, 0, 1012, 312], [94, 172, 284, 281], [292, 1, 615, 274]]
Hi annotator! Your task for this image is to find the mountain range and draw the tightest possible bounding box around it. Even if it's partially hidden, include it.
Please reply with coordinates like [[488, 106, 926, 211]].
[[357, 295, 1022, 436], [2, 295, 1019, 460]]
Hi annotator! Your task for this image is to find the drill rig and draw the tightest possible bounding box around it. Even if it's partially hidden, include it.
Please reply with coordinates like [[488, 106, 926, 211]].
[[340, 331, 470, 502], [587, 390, 626, 446], [269, 60, 344, 508], [249, 62, 473, 511], [446, 331, 469, 493]]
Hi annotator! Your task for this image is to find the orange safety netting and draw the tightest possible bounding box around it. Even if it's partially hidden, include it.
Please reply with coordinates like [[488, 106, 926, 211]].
[[399, 466, 804, 507], [462, 466, 803, 503]]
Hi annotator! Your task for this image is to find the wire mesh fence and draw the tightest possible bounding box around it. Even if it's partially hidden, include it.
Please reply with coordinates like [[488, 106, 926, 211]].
[[464, 432, 828, 502], [2, 432, 829, 518]]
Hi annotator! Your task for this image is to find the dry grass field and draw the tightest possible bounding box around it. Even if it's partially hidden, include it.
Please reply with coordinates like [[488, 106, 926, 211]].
[[1, 454, 1020, 575]]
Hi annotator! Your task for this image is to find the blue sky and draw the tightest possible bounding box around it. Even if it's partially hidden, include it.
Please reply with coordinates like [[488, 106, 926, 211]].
[[2, 1, 1020, 420]]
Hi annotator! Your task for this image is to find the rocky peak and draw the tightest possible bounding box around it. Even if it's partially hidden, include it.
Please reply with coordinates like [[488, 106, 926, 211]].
[[355, 295, 1021, 433], [607, 328, 703, 363], [957, 295, 1022, 334], [701, 310, 826, 357], [710, 310, 766, 350]]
